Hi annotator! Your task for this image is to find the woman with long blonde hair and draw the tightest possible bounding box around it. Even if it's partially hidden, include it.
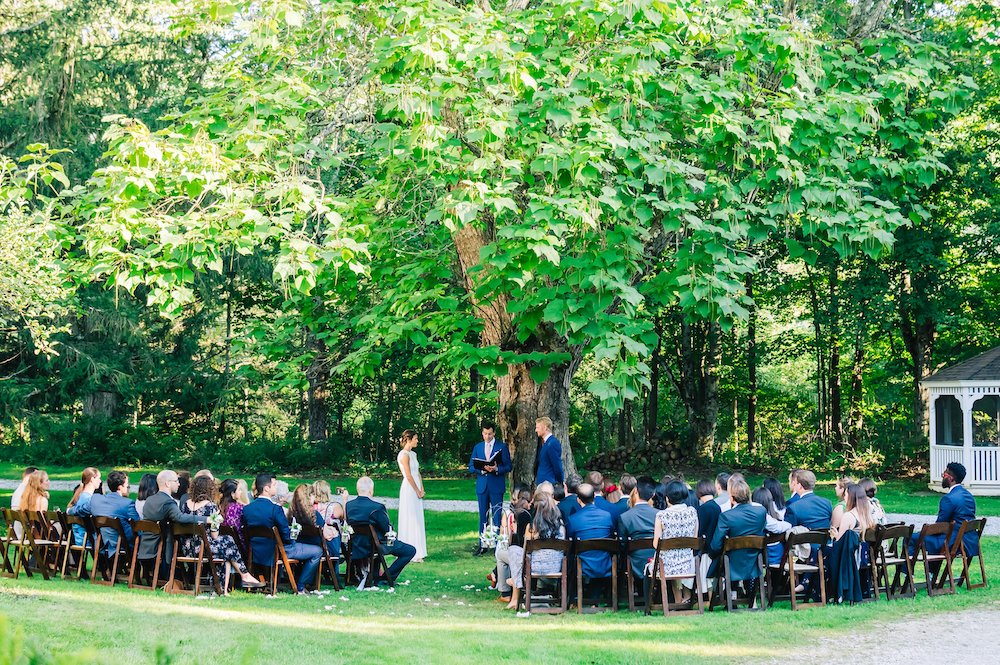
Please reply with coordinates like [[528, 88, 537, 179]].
[[20, 470, 51, 513]]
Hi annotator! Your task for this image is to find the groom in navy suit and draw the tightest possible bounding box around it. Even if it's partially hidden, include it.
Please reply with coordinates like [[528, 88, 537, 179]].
[[469, 420, 511, 556]]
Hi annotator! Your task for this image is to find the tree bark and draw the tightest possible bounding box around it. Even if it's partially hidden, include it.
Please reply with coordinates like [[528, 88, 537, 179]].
[[848, 333, 866, 449], [452, 222, 579, 485], [828, 262, 844, 448], [746, 275, 757, 455], [665, 319, 722, 458]]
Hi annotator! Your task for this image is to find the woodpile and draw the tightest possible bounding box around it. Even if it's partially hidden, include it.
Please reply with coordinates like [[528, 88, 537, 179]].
[[586, 434, 686, 473]]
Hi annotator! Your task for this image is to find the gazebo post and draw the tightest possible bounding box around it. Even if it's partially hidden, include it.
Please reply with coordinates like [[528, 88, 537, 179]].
[[960, 391, 975, 485]]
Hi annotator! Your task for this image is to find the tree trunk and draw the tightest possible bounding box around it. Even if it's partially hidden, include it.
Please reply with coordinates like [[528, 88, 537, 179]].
[[746, 275, 757, 455], [452, 222, 579, 486], [647, 316, 662, 445], [83, 391, 119, 419], [496, 359, 580, 488], [848, 333, 866, 449], [306, 334, 330, 444], [666, 319, 722, 459], [828, 262, 844, 448]]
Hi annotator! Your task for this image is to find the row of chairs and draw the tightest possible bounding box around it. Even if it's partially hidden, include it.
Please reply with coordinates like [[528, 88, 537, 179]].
[[0, 508, 348, 595], [516, 518, 988, 615]]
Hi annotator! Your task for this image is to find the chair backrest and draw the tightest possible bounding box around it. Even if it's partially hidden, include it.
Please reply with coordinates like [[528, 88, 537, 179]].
[[525, 538, 570, 555], [92, 516, 128, 541], [785, 530, 827, 548], [722, 535, 765, 553], [950, 518, 985, 556], [574, 538, 620, 555], [626, 537, 654, 554], [917, 521, 952, 546], [657, 536, 704, 553], [133, 520, 164, 537]]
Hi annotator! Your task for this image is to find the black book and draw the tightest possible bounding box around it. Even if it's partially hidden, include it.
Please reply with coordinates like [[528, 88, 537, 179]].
[[472, 450, 502, 471]]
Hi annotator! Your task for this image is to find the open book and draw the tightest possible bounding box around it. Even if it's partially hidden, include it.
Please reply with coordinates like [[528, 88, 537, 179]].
[[472, 450, 502, 471]]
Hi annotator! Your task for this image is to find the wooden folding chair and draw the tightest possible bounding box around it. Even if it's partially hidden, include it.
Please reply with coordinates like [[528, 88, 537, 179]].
[[167, 522, 225, 595], [625, 537, 654, 612], [910, 522, 955, 597], [573, 538, 619, 614], [41, 510, 70, 572], [245, 526, 300, 594], [317, 538, 342, 591], [128, 520, 166, 590], [61, 514, 96, 580], [775, 530, 827, 610], [0, 508, 16, 577], [951, 518, 987, 590], [523, 538, 570, 615], [220, 524, 251, 591], [91, 516, 132, 586], [645, 536, 705, 616], [710, 535, 767, 612], [345, 522, 392, 588], [2, 509, 56, 580], [870, 523, 915, 600]]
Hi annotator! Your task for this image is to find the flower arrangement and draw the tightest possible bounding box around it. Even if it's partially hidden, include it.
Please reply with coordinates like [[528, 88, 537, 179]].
[[385, 526, 397, 546], [289, 518, 302, 540], [206, 512, 222, 533]]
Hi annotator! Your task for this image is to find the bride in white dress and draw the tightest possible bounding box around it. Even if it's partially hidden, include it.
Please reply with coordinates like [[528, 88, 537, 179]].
[[397, 429, 427, 561]]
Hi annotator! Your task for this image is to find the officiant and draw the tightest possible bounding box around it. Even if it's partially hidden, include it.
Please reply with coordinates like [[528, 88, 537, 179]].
[[468, 420, 512, 556]]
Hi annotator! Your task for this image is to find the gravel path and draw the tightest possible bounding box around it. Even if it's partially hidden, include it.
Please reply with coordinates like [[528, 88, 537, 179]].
[[757, 604, 1000, 665], [3, 479, 999, 525]]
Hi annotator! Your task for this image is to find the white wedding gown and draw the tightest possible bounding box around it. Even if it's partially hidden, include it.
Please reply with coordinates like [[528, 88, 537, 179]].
[[397, 449, 427, 559]]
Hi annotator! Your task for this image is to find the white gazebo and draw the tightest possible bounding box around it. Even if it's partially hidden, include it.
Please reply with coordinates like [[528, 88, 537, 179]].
[[923, 346, 1000, 496]]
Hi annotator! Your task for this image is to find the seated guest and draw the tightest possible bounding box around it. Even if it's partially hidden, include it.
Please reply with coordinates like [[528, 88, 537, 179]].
[[219, 479, 247, 544], [244, 473, 323, 593], [558, 474, 583, 523], [695, 480, 720, 550], [236, 479, 252, 505], [134, 473, 158, 519], [19, 470, 51, 513], [833, 484, 874, 541], [785, 468, 804, 507], [552, 482, 566, 503], [714, 472, 732, 511], [830, 475, 857, 532], [90, 471, 139, 554], [173, 471, 191, 504], [910, 462, 978, 557], [568, 483, 615, 581], [675, 473, 698, 508], [312, 481, 346, 562], [618, 474, 637, 512], [290, 483, 328, 550], [272, 480, 292, 517], [751, 487, 791, 566], [495, 489, 533, 603], [345, 476, 415, 586], [763, 477, 787, 519], [67, 467, 102, 545], [505, 488, 566, 610], [784, 469, 833, 531], [194, 469, 215, 481], [137, 470, 207, 577], [618, 476, 659, 581], [600, 483, 627, 526], [708, 474, 766, 584], [830, 483, 874, 603], [654, 480, 700, 603], [859, 478, 886, 526], [10, 466, 38, 511], [653, 480, 669, 511], [180, 475, 263, 589]]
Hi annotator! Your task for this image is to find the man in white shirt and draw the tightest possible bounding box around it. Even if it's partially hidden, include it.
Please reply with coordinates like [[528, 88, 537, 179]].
[[10, 466, 37, 510]]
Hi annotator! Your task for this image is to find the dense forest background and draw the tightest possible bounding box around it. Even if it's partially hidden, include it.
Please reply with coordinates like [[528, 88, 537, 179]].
[[1, 0, 997, 482]]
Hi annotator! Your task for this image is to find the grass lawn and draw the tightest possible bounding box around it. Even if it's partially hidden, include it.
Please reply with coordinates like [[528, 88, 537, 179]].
[[1, 509, 998, 665]]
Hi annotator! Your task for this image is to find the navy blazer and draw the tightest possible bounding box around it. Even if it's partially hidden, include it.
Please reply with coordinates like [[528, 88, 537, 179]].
[[594, 495, 626, 528], [468, 439, 512, 496], [243, 497, 293, 566], [618, 503, 658, 576], [558, 494, 579, 524], [696, 499, 722, 555], [90, 492, 140, 553], [709, 502, 767, 582], [568, 504, 614, 578], [535, 434, 564, 486], [937, 485, 979, 556], [784, 492, 833, 531], [345, 496, 393, 561]]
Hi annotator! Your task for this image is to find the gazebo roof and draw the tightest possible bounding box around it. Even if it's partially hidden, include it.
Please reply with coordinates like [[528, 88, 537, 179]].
[[924, 345, 1000, 383]]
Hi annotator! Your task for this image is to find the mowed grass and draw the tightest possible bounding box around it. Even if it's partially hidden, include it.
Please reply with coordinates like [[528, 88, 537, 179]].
[[2, 508, 1000, 665]]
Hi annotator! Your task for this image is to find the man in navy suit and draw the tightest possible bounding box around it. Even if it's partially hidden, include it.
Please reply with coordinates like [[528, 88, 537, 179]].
[[243, 472, 323, 593], [468, 420, 512, 556], [90, 470, 140, 555], [708, 474, 766, 583], [910, 462, 978, 557], [784, 469, 832, 530], [345, 476, 416, 585], [568, 484, 615, 580], [559, 474, 583, 523], [533, 416, 564, 487]]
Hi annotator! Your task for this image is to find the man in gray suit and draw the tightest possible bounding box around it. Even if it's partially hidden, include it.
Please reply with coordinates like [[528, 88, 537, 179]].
[[138, 470, 206, 576], [618, 476, 659, 582]]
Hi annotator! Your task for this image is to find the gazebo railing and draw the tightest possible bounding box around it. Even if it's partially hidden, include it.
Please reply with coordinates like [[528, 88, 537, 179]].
[[930, 444, 965, 482], [931, 444, 1000, 485]]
